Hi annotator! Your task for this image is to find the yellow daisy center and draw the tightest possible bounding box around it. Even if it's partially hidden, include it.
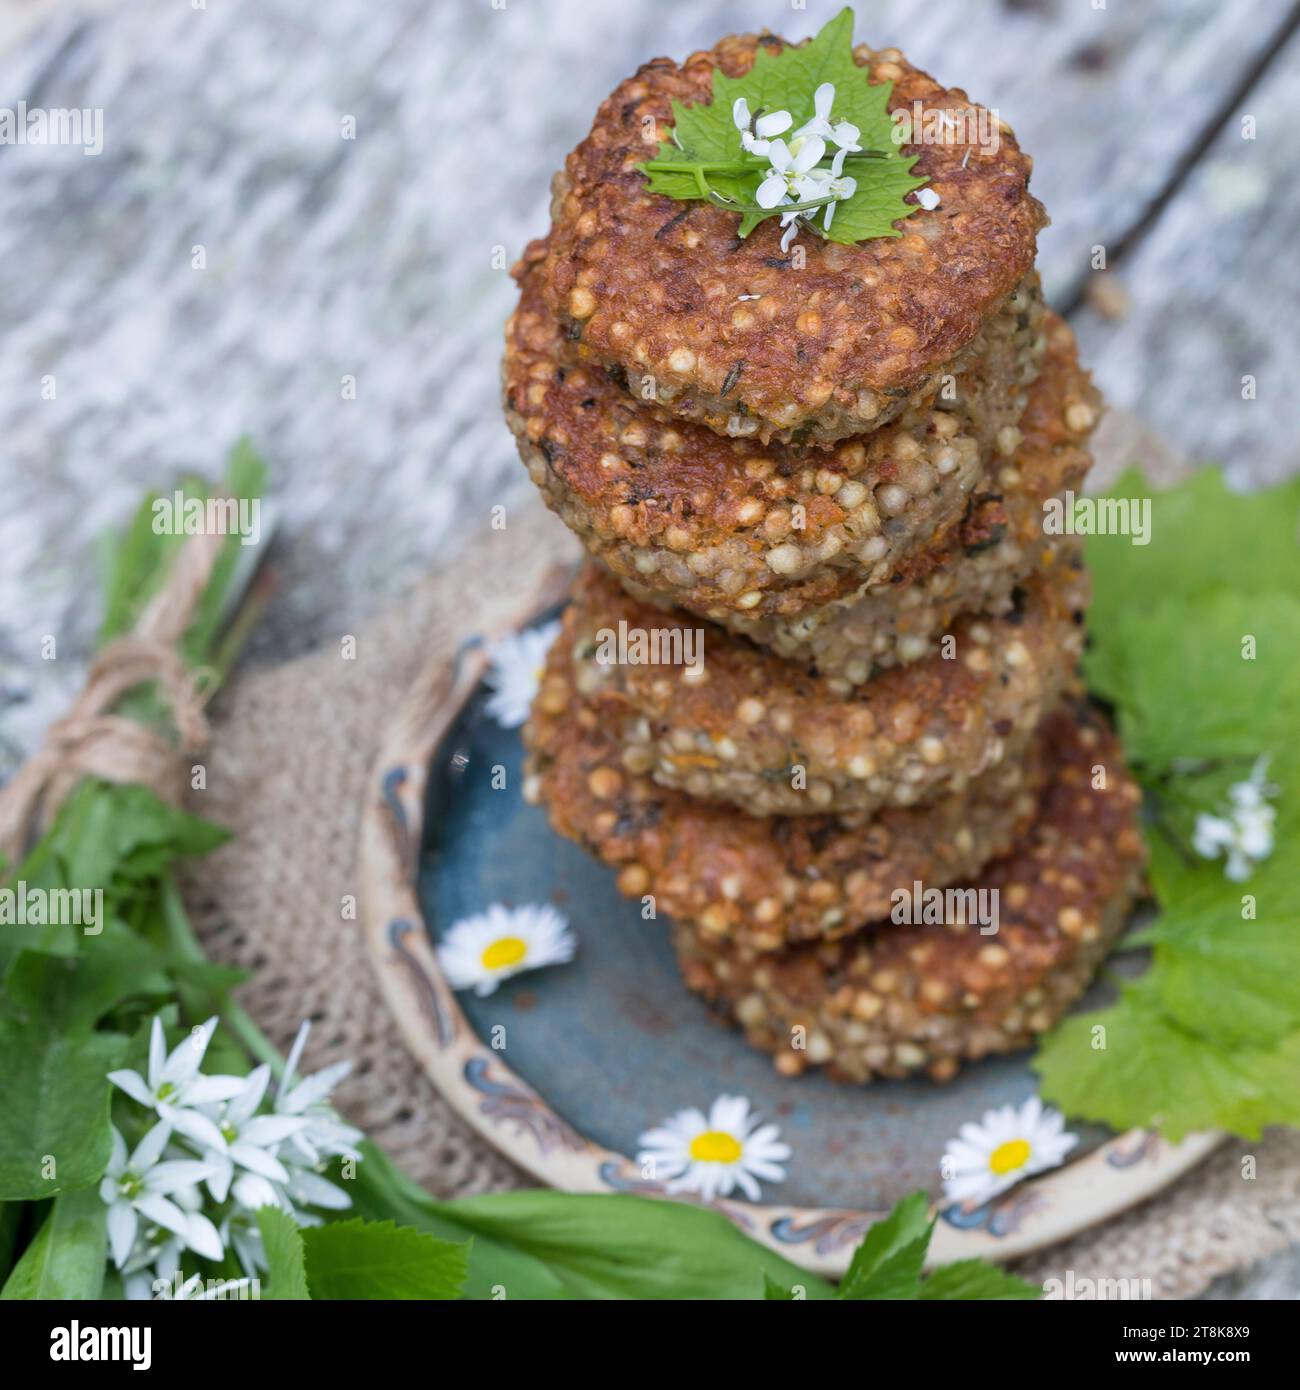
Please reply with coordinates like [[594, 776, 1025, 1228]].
[[689, 1130, 743, 1164], [989, 1138, 1032, 1175], [481, 936, 528, 971]]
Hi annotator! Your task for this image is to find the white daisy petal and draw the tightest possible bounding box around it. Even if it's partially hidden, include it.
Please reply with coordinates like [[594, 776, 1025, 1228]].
[[484, 621, 562, 728], [941, 1096, 1078, 1206], [437, 902, 575, 996], [637, 1095, 789, 1203]]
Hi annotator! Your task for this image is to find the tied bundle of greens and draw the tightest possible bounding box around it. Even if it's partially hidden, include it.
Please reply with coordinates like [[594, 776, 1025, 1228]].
[[1035, 468, 1300, 1138], [0, 446, 1034, 1301]]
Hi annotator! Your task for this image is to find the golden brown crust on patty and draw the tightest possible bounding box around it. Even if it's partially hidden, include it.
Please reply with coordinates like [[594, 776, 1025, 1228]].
[[541, 33, 1047, 444], [560, 558, 1088, 817], [671, 703, 1147, 1083], [712, 316, 1101, 677], [524, 643, 1046, 952], [506, 244, 1045, 618]]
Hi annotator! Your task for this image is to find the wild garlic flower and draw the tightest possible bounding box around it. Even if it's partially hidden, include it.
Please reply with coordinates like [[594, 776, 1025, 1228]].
[[198, 1064, 308, 1203], [100, 1122, 223, 1271], [108, 1016, 246, 1152], [105, 1014, 362, 1298], [1192, 758, 1278, 881]]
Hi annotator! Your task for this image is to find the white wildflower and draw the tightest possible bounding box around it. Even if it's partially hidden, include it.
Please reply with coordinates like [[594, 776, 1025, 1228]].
[[483, 620, 561, 728], [733, 97, 792, 156], [108, 1017, 245, 1151], [636, 1094, 791, 1202], [941, 1096, 1077, 1207], [1192, 758, 1278, 881]]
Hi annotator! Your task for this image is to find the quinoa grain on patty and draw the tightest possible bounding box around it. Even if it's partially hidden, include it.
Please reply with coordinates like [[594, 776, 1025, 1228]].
[[524, 643, 1048, 953], [710, 316, 1101, 680], [559, 559, 1088, 818], [541, 32, 1046, 446], [506, 247, 1044, 619], [671, 704, 1146, 1084]]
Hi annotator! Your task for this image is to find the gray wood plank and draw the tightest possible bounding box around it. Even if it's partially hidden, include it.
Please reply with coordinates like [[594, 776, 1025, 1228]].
[[0, 0, 1291, 747], [1070, 21, 1300, 483]]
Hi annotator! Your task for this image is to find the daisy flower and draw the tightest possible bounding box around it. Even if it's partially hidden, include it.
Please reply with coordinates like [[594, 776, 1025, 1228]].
[[941, 1095, 1077, 1207], [437, 902, 575, 996], [483, 620, 561, 728], [636, 1094, 791, 1202]]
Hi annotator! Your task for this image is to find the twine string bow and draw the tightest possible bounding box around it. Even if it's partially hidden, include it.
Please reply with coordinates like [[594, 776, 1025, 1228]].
[[0, 528, 228, 865]]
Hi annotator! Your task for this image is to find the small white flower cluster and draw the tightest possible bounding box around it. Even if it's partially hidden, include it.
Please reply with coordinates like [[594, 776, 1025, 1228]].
[[104, 1016, 362, 1299], [733, 82, 863, 251], [1192, 758, 1278, 882]]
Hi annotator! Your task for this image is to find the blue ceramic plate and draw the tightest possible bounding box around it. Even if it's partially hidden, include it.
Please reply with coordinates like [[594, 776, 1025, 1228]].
[[363, 612, 1221, 1274]]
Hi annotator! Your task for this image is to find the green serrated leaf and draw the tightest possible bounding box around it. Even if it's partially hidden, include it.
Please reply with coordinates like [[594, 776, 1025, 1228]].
[[257, 1207, 310, 1300], [1035, 986, 1300, 1141], [919, 1259, 1041, 1301], [639, 6, 922, 244], [838, 1191, 932, 1299], [301, 1218, 467, 1301]]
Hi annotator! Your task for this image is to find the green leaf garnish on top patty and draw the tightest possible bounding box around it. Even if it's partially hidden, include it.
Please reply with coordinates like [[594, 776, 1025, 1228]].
[[638, 7, 926, 251]]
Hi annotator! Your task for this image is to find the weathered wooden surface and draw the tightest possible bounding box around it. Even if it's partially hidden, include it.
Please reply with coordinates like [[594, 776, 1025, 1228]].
[[1073, 20, 1300, 485], [0, 0, 1296, 739]]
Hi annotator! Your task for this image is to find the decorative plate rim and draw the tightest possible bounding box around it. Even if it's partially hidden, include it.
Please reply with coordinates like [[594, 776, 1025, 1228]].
[[359, 589, 1223, 1279]]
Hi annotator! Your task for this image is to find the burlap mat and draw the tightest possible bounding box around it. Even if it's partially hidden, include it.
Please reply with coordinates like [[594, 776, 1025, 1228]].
[[182, 489, 1300, 1298]]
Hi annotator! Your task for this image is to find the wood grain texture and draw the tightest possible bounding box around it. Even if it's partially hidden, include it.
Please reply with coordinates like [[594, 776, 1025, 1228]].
[[1072, 20, 1300, 482]]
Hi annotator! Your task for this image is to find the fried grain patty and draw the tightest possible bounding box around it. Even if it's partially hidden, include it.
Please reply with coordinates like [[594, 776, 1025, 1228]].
[[713, 316, 1100, 680], [672, 704, 1146, 1084], [542, 32, 1047, 445], [524, 645, 1046, 953], [507, 248, 1044, 619], [561, 560, 1087, 818]]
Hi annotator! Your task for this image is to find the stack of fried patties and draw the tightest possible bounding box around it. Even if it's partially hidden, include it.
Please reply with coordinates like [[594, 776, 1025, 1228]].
[[507, 34, 1145, 1084]]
